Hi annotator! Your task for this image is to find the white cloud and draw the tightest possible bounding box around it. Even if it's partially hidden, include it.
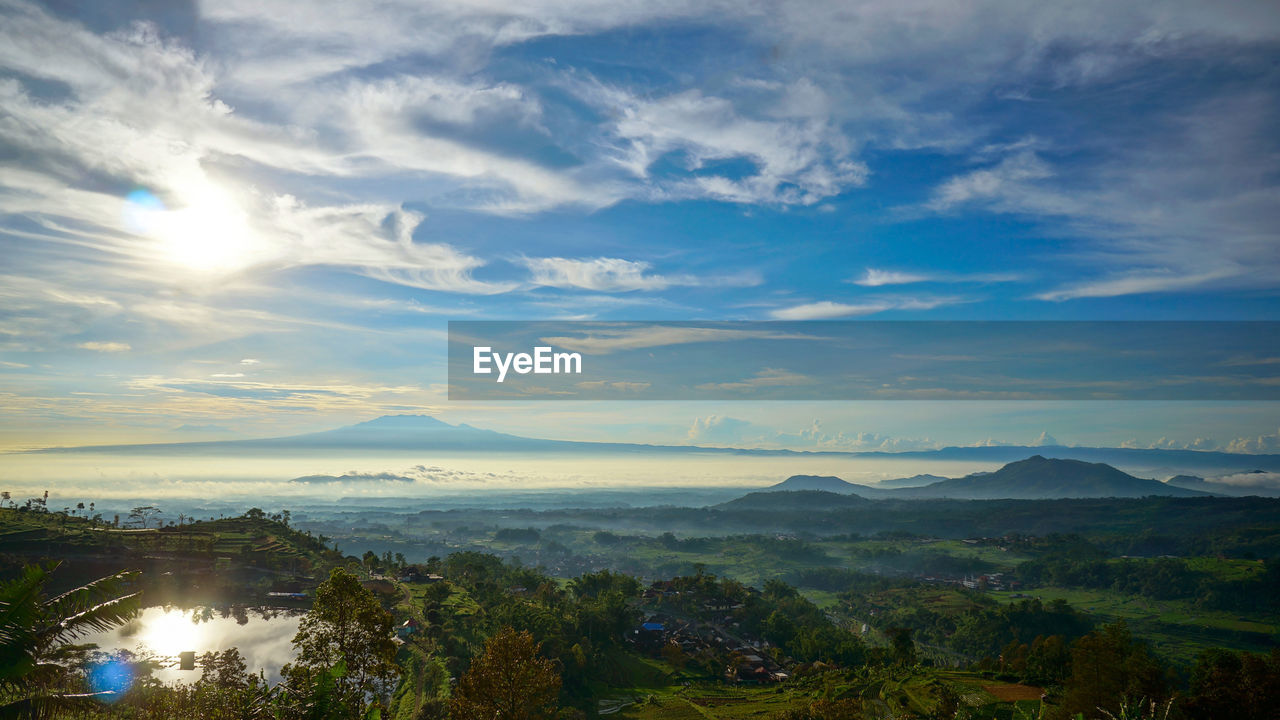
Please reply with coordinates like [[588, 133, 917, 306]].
[[851, 268, 1025, 287], [1226, 428, 1280, 454], [686, 415, 936, 451], [0, 5, 517, 295], [770, 301, 888, 320], [770, 296, 958, 320], [928, 151, 1054, 211], [1121, 436, 1221, 451], [686, 415, 756, 445], [523, 257, 686, 291], [852, 269, 932, 286], [1035, 270, 1236, 302], [78, 341, 131, 352], [603, 86, 869, 206], [1213, 471, 1280, 489], [1032, 431, 1059, 446]]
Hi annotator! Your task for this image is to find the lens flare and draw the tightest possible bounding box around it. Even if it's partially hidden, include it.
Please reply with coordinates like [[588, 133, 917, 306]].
[[122, 188, 166, 235], [87, 658, 133, 700]]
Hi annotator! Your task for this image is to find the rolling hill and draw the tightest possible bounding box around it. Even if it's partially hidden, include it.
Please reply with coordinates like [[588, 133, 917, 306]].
[[766, 475, 867, 493], [716, 489, 868, 511], [744, 457, 1214, 503], [884, 456, 1211, 499], [877, 473, 951, 489]]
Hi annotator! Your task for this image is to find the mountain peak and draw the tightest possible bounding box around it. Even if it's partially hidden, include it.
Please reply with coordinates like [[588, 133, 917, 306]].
[[900, 455, 1210, 499], [348, 414, 452, 430], [769, 475, 863, 494]]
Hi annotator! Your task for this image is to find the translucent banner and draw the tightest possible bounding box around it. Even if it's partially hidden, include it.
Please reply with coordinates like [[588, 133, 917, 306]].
[[447, 321, 1280, 401]]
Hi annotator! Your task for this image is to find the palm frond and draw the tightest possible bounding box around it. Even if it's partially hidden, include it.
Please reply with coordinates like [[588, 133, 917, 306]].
[[42, 570, 138, 618], [51, 591, 140, 643], [0, 690, 114, 720]]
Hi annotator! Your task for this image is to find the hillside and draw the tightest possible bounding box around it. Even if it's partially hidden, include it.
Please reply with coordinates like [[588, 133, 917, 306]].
[[715, 489, 867, 511], [888, 456, 1211, 499], [766, 475, 866, 493], [0, 508, 341, 600], [877, 473, 950, 489]]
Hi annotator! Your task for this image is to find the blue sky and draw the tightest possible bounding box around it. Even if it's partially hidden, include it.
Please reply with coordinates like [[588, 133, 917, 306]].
[[0, 0, 1278, 452]]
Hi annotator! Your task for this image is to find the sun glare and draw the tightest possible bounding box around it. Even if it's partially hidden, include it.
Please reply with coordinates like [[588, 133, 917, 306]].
[[123, 185, 258, 273], [138, 609, 206, 657]]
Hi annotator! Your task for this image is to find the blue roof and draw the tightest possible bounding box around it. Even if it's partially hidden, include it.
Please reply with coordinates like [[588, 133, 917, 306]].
[[641, 622, 665, 632]]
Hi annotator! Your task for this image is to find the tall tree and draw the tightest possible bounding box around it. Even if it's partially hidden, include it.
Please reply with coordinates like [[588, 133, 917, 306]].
[[451, 628, 561, 720], [282, 567, 398, 718]]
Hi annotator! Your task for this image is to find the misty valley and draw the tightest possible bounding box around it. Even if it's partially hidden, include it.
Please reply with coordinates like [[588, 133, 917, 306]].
[[3, 448, 1280, 720]]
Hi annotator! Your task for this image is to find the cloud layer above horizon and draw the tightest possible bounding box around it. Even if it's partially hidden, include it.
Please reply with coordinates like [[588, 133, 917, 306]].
[[0, 0, 1278, 447]]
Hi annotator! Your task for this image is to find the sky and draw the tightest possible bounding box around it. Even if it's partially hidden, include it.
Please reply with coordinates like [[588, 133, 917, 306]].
[[0, 0, 1278, 454]]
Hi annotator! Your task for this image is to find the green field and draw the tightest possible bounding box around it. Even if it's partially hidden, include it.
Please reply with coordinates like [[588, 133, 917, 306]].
[[990, 586, 1278, 663]]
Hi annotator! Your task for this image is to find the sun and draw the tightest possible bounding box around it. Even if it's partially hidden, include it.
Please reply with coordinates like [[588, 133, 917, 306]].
[[124, 184, 258, 273], [138, 609, 207, 658]]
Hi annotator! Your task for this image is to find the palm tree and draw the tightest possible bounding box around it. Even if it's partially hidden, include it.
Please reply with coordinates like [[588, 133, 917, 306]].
[[0, 563, 140, 719]]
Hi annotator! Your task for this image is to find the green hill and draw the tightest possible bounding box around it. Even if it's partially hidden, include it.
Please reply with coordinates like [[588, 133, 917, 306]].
[[716, 489, 867, 510], [890, 455, 1212, 499]]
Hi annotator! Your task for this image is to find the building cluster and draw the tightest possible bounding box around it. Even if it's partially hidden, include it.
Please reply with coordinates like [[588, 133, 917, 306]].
[[632, 581, 790, 685]]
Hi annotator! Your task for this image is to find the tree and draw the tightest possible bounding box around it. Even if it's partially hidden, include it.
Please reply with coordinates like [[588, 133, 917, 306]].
[[1184, 648, 1280, 720], [887, 626, 917, 666], [0, 563, 139, 718], [1060, 622, 1168, 719], [128, 505, 160, 529], [1026, 634, 1071, 684], [451, 628, 561, 720], [282, 567, 398, 718]]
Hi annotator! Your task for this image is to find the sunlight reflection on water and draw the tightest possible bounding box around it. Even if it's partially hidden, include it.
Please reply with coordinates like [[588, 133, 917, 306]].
[[81, 606, 302, 684]]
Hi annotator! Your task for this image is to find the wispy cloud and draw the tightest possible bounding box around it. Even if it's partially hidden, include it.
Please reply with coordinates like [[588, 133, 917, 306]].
[[852, 269, 933, 287], [523, 257, 689, 292], [522, 256, 759, 292], [925, 94, 1280, 301], [78, 341, 131, 353], [769, 296, 960, 320], [851, 268, 1024, 287], [538, 326, 818, 354], [694, 368, 814, 392]]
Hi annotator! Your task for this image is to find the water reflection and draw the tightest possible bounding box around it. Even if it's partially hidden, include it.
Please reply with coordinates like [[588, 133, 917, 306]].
[[82, 606, 302, 684]]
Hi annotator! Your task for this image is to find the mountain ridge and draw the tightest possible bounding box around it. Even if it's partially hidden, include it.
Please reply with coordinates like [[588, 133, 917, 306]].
[[21, 414, 1280, 475], [754, 456, 1213, 501]]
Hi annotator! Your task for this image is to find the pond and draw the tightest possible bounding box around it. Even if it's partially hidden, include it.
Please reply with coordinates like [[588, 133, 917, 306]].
[[80, 606, 303, 684]]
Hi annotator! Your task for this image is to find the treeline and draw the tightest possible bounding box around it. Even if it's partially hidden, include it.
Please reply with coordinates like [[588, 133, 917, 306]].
[[1015, 554, 1280, 613]]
